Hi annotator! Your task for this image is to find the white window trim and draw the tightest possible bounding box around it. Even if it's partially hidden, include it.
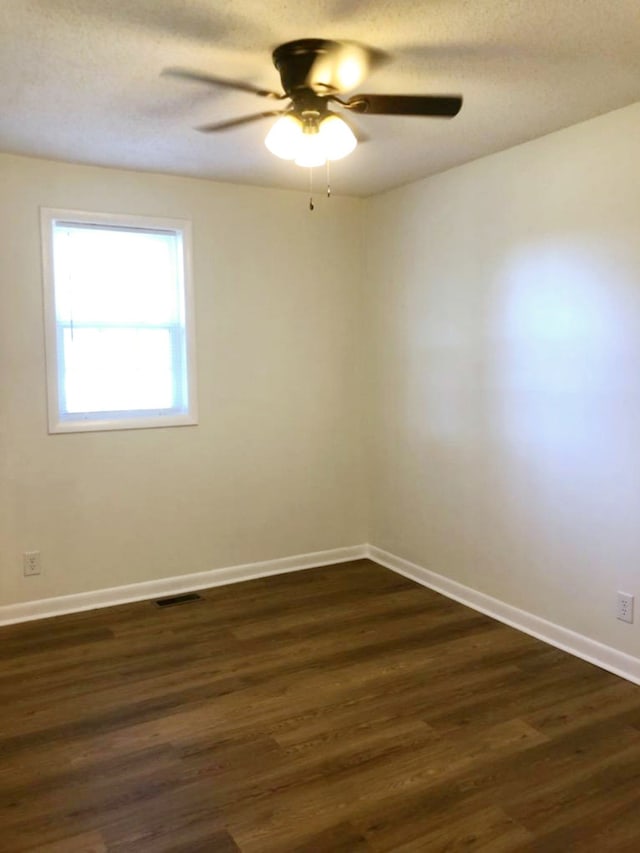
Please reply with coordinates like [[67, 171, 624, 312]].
[[40, 207, 198, 434]]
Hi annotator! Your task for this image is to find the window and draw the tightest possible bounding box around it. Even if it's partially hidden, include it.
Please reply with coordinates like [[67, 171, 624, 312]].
[[41, 209, 197, 433]]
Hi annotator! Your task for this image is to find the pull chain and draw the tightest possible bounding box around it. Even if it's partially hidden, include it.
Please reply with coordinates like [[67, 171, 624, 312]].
[[308, 167, 314, 211], [326, 160, 331, 198]]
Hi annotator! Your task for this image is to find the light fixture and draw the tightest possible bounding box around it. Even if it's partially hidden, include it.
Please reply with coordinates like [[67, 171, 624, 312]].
[[317, 115, 357, 161], [264, 114, 304, 160], [294, 130, 327, 168], [264, 113, 357, 167]]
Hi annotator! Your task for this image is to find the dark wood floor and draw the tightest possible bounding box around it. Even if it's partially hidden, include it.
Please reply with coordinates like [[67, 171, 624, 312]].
[[1, 560, 640, 852]]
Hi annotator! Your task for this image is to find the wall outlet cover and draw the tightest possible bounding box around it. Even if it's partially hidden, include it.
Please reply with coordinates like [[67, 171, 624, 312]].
[[23, 551, 41, 577], [616, 591, 634, 624]]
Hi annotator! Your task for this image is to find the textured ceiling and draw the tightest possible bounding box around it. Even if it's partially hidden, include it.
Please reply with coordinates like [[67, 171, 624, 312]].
[[1, 1, 639, 196]]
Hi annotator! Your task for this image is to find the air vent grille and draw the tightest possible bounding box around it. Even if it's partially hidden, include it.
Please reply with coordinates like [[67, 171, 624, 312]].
[[155, 592, 202, 608]]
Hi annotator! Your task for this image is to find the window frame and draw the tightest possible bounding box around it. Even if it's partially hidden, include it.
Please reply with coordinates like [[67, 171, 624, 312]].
[[40, 207, 198, 434]]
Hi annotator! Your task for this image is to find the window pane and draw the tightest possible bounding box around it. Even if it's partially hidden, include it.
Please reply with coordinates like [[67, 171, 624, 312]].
[[62, 327, 176, 413], [42, 209, 196, 432], [53, 225, 182, 325]]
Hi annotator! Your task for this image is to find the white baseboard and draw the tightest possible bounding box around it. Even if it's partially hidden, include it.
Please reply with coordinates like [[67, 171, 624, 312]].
[[367, 545, 640, 686], [0, 544, 368, 627], [4, 541, 638, 687]]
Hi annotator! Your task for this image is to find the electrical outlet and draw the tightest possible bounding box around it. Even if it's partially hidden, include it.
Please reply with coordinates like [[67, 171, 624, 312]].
[[616, 592, 634, 624], [23, 551, 41, 577]]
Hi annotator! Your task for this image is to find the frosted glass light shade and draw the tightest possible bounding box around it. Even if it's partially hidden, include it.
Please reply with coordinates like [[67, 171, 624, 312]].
[[264, 115, 304, 160], [265, 112, 357, 167], [294, 132, 327, 168], [318, 115, 357, 161]]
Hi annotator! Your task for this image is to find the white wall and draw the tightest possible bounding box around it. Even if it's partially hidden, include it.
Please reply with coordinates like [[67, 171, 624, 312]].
[[365, 103, 640, 656], [3, 102, 640, 664], [0, 154, 366, 605]]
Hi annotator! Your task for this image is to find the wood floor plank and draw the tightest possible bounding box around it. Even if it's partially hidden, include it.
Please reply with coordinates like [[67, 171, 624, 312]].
[[381, 805, 533, 853], [30, 830, 107, 853], [1, 559, 639, 851]]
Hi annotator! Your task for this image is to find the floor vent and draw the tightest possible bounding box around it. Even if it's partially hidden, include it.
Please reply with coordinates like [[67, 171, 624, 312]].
[[155, 592, 203, 608]]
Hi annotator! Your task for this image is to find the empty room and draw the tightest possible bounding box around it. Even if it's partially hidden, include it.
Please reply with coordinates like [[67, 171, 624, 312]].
[[1, 1, 640, 850]]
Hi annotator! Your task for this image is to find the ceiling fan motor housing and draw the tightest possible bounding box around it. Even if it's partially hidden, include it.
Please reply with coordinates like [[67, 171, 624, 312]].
[[272, 39, 341, 101]]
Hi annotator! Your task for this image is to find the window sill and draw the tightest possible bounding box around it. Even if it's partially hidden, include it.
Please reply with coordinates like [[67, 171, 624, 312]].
[[48, 412, 199, 435]]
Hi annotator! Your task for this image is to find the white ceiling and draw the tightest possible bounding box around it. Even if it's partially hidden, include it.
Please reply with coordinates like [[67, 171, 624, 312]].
[[1, 1, 639, 197]]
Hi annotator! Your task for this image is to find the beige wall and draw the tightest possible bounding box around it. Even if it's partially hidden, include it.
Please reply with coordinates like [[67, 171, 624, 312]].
[[0, 154, 366, 605], [3, 103, 640, 662], [365, 103, 640, 656]]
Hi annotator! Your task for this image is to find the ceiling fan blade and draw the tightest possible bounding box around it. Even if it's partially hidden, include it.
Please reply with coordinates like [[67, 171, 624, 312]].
[[345, 94, 463, 117], [43, 0, 272, 47], [162, 68, 285, 100], [197, 111, 286, 132]]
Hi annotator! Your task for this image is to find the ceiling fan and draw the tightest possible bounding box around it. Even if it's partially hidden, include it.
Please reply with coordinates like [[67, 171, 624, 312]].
[[163, 39, 463, 168]]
